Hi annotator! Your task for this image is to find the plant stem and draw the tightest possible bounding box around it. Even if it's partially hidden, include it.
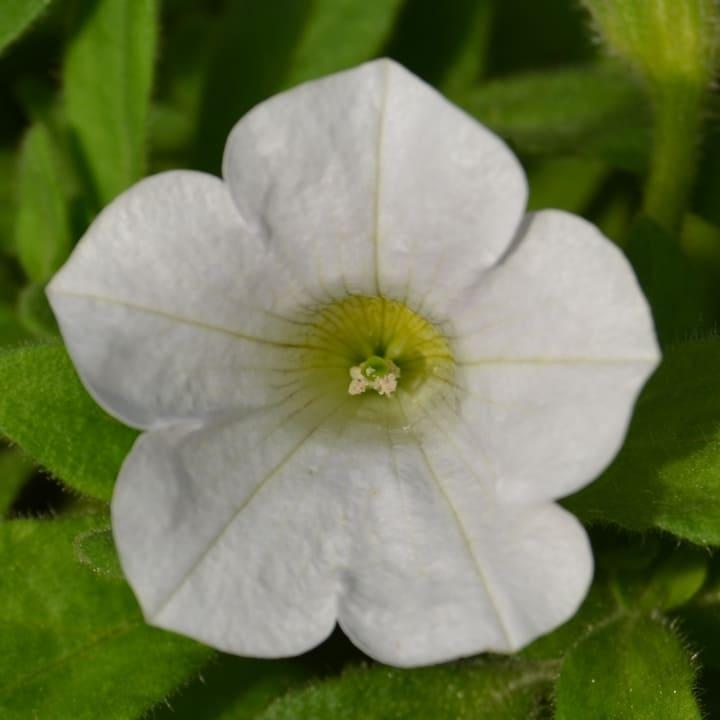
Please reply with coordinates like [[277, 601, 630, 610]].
[[643, 81, 704, 236]]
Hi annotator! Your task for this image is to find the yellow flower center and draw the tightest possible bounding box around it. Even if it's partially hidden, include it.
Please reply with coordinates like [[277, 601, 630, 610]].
[[298, 295, 455, 420]]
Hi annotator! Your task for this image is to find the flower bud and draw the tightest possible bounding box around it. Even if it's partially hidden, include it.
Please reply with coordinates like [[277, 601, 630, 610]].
[[582, 0, 718, 91]]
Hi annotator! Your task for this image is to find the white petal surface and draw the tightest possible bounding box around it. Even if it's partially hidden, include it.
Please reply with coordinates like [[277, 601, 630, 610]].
[[447, 210, 660, 504], [113, 390, 352, 657], [114, 394, 592, 665], [222, 59, 527, 311], [337, 415, 593, 667], [48, 171, 311, 430]]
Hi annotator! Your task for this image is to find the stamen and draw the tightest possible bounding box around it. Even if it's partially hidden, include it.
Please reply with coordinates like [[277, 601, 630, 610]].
[[348, 356, 401, 397]]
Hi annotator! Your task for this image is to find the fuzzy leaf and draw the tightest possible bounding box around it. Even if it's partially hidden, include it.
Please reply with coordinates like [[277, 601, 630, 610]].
[[73, 525, 124, 580], [0, 343, 138, 501], [457, 64, 650, 170], [565, 337, 720, 545], [63, 0, 157, 206], [257, 659, 554, 720], [0, 0, 53, 55], [14, 123, 71, 282], [555, 617, 701, 719], [675, 558, 720, 670], [155, 655, 314, 720], [0, 447, 32, 516], [0, 516, 212, 719]]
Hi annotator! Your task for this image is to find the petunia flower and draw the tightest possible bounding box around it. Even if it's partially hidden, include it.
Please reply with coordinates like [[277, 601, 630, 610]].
[[47, 59, 660, 667]]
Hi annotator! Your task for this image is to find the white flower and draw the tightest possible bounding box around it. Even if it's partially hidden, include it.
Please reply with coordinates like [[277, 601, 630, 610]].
[[47, 59, 660, 668]]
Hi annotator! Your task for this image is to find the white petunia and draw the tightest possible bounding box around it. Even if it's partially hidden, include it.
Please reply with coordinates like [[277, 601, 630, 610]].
[[47, 59, 660, 667]]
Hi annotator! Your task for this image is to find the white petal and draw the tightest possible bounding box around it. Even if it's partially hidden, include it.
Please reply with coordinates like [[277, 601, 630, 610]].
[[222, 59, 527, 310], [112, 390, 353, 657], [448, 210, 660, 504], [337, 420, 593, 667], [48, 171, 312, 430], [114, 398, 591, 666]]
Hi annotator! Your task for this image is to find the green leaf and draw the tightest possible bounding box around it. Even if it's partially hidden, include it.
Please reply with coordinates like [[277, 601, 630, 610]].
[[385, 0, 492, 90], [526, 157, 609, 215], [0, 0, 53, 56], [0, 303, 30, 347], [73, 525, 124, 580], [63, 0, 157, 206], [618, 545, 708, 613], [284, 0, 404, 86], [0, 516, 212, 719], [624, 216, 714, 344], [14, 124, 71, 282], [524, 531, 706, 663], [0, 149, 17, 254], [17, 282, 58, 337], [0, 446, 33, 516], [565, 337, 720, 545], [555, 617, 701, 719], [155, 655, 314, 720], [194, 0, 403, 171], [0, 343, 138, 501], [257, 659, 554, 720], [457, 64, 650, 171]]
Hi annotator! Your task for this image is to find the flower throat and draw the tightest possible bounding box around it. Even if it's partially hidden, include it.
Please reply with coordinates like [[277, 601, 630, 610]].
[[300, 295, 454, 402]]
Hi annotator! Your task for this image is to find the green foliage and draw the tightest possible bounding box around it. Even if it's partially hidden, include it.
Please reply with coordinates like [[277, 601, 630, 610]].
[[194, 0, 403, 171], [566, 337, 720, 545], [385, 0, 492, 90], [582, 0, 719, 233], [0, 303, 30, 346], [155, 655, 315, 720], [0, 344, 138, 501], [624, 216, 715, 344], [73, 525, 124, 579], [581, 0, 718, 87], [523, 534, 706, 663], [17, 282, 58, 337], [526, 157, 609, 214], [0, 0, 53, 55], [555, 617, 701, 719], [676, 559, 720, 670], [257, 659, 555, 720], [285, 0, 405, 86], [618, 545, 708, 613], [0, 149, 17, 253], [0, 516, 213, 719], [0, 446, 33, 516], [14, 123, 71, 282], [458, 64, 650, 170], [63, 0, 157, 207]]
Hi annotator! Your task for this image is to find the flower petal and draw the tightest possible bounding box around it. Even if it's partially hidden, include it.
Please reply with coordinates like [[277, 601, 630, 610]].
[[222, 59, 527, 310], [112, 390, 353, 657], [48, 171, 311, 430], [337, 420, 593, 667], [448, 210, 660, 504]]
